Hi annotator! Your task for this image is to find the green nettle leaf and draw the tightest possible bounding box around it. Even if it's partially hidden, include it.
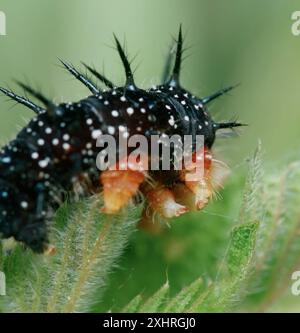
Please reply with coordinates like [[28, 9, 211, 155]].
[[239, 141, 264, 225], [186, 222, 258, 313], [121, 294, 143, 313], [138, 282, 170, 313], [243, 161, 300, 310], [163, 278, 203, 313], [122, 222, 258, 313], [0, 196, 143, 313], [120, 282, 170, 313], [227, 222, 259, 277]]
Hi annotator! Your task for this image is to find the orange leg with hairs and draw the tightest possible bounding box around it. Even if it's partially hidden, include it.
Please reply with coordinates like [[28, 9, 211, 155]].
[[100, 153, 148, 214], [176, 148, 229, 210], [100, 169, 145, 214], [178, 148, 214, 210]]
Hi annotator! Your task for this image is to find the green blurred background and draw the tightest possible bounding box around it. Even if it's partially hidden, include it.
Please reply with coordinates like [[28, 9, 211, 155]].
[[0, 0, 300, 312]]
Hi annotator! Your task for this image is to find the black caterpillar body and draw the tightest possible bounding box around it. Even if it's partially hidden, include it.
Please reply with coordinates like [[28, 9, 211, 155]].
[[0, 27, 244, 252]]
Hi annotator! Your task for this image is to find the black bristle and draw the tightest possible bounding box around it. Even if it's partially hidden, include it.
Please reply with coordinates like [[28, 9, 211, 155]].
[[161, 43, 176, 83], [167, 24, 183, 87], [59, 59, 100, 95], [113, 34, 135, 87], [214, 121, 247, 130], [0, 87, 45, 114], [202, 84, 240, 105], [82, 62, 115, 89]]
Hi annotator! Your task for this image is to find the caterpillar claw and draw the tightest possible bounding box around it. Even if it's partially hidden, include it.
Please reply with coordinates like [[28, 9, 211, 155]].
[[164, 200, 188, 218], [143, 184, 188, 218], [183, 178, 212, 211]]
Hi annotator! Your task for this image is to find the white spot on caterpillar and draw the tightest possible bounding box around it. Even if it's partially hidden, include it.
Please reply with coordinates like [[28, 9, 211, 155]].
[[31, 152, 39, 160], [45, 127, 52, 134], [92, 129, 102, 139], [108, 126, 115, 135], [38, 139, 45, 146], [119, 125, 126, 132], [63, 134, 70, 141], [168, 116, 175, 126], [111, 110, 119, 117], [20, 201, 28, 209], [63, 143, 71, 150], [2, 157, 11, 163], [39, 158, 49, 168], [127, 107, 134, 115], [52, 138, 59, 146]]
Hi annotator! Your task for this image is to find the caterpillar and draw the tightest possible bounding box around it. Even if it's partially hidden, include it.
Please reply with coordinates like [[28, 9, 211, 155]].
[[0, 26, 245, 253]]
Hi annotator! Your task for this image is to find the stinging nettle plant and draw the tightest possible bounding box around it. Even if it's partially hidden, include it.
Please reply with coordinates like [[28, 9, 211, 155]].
[[1, 143, 300, 313], [0, 197, 144, 312]]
